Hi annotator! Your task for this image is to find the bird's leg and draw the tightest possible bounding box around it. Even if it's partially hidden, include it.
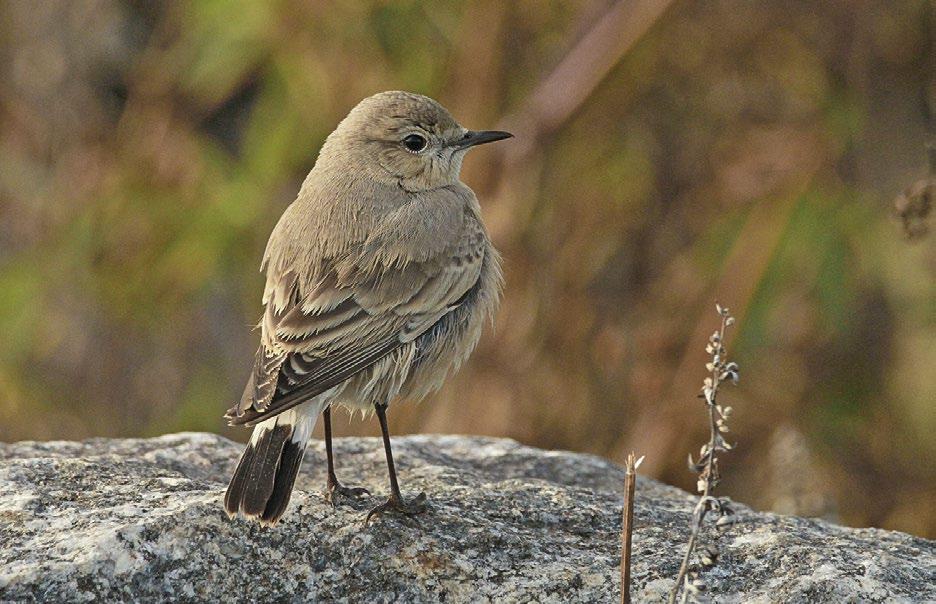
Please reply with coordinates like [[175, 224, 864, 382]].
[[365, 402, 427, 523], [323, 406, 369, 505]]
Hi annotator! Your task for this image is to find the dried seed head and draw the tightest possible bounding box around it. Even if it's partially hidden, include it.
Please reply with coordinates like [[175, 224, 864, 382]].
[[722, 362, 740, 384], [716, 514, 737, 530], [673, 303, 742, 604], [688, 453, 704, 472], [700, 545, 719, 568]]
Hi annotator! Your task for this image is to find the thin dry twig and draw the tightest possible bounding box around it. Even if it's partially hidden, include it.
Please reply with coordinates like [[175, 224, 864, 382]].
[[621, 452, 643, 604], [668, 305, 739, 604]]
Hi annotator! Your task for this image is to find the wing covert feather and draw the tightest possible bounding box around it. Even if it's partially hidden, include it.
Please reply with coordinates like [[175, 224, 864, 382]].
[[226, 213, 487, 425]]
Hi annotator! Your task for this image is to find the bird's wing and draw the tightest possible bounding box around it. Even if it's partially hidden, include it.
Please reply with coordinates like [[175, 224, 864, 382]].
[[226, 218, 486, 427]]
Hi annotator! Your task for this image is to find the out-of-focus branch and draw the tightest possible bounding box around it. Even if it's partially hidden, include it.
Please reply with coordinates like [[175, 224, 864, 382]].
[[485, 0, 676, 243], [499, 0, 676, 164]]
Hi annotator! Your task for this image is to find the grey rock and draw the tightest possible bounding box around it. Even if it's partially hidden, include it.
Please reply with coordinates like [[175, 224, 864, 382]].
[[0, 433, 932, 603]]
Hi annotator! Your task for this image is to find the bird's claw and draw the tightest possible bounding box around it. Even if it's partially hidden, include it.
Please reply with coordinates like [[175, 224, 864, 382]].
[[325, 479, 370, 506], [365, 492, 428, 524]]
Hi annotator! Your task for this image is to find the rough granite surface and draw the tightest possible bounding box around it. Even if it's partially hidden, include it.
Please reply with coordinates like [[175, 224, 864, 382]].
[[0, 432, 933, 603]]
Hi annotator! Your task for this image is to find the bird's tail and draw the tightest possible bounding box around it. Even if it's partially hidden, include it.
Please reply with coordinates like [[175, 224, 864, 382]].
[[224, 402, 320, 525]]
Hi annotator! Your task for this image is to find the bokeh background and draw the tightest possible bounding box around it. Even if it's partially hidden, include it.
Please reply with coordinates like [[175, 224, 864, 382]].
[[1, 0, 933, 538]]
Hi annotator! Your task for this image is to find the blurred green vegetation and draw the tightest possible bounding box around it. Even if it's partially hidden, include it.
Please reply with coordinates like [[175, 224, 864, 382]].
[[0, 0, 933, 537]]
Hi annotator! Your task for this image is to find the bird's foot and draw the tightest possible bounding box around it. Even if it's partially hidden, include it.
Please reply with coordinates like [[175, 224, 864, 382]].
[[365, 492, 428, 524], [325, 477, 370, 506]]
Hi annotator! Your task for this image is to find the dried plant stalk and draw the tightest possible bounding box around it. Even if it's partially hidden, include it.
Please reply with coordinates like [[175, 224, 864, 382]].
[[669, 305, 739, 604], [621, 452, 643, 604]]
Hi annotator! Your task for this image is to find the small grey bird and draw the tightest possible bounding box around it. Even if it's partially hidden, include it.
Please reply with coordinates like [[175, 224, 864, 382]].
[[223, 91, 510, 525]]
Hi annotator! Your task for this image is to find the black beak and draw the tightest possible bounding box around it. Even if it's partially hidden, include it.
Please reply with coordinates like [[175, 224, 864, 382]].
[[452, 130, 513, 149]]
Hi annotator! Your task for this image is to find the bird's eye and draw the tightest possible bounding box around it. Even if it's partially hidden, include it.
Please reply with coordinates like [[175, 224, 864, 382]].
[[402, 134, 427, 153]]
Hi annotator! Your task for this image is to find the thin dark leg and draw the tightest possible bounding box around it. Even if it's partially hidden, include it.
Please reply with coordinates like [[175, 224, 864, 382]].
[[324, 406, 338, 484], [366, 402, 427, 523], [375, 402, 403, 501], [323, 406, 369, 505]]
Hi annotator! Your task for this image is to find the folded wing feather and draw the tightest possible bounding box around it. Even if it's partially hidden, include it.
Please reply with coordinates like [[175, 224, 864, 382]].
[[226, 219, 485, 426]]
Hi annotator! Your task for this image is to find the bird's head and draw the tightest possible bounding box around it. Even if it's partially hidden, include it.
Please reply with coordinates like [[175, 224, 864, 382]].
[[320, 91, 512, 192]]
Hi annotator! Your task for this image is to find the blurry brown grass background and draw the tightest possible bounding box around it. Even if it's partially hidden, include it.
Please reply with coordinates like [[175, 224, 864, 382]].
[[1, 0, 933, 538]]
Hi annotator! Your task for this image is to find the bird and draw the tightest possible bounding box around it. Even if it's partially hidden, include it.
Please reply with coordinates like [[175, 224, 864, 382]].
[[223, 90, 510, 525]]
